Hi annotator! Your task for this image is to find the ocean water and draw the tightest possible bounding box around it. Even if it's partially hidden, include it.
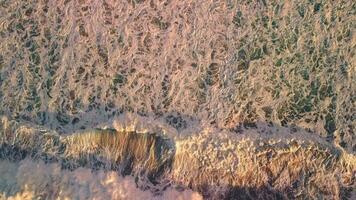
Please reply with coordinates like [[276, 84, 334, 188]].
[[0, 0, 355, 199]]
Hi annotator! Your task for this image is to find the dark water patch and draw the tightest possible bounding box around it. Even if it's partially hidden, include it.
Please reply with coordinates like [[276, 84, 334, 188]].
[[0, 129, 175, 186]]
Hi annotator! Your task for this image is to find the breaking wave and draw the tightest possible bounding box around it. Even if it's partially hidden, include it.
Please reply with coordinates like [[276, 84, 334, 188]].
[[0, 115, 355, 199], [0, 0, 355, 199]]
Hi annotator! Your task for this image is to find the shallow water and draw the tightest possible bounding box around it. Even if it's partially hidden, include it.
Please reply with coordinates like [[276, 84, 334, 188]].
[[0, 0, 355, 199]]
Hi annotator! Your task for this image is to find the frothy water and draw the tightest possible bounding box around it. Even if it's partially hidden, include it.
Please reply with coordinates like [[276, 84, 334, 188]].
[[0, 0, 355, 199], [0, 159, 202, 200]]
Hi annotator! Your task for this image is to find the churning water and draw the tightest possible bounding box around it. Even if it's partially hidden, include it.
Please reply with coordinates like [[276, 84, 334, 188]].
[[0, 0, 355, 199]]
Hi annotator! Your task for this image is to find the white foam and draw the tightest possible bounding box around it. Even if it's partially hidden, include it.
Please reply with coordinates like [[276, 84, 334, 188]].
[[0, 159, 202, 200]]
